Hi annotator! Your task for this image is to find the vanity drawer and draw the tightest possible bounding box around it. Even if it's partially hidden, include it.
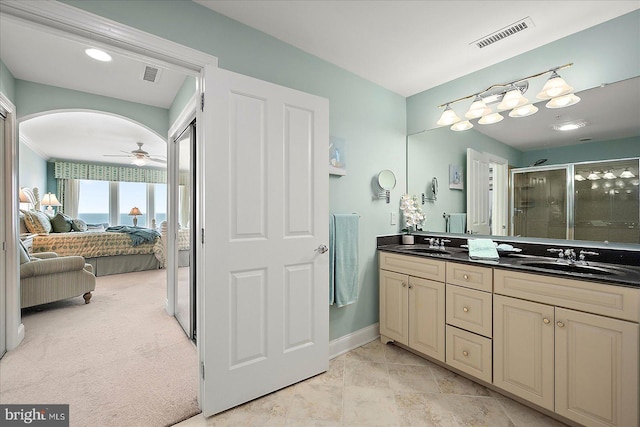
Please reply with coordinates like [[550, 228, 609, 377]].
[[494, 269, 640, 322], [446, 262, 492, 292], [445, 325, 492, 383], [446, 284, 492, 337], [379, 252, 445, 282]]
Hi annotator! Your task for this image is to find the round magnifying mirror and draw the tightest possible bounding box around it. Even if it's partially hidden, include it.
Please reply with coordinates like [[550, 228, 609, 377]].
[[378, 170, 396, 191]]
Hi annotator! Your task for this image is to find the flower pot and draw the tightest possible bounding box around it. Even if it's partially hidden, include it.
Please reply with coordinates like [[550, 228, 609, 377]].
[[402, 234, 415, 245]]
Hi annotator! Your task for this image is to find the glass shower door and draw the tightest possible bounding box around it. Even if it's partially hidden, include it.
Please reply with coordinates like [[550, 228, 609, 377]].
[[512, 167, 568, 239]]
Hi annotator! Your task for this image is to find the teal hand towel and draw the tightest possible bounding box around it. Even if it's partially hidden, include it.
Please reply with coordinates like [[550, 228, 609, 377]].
[[448, 213, 467, 233], [330, 214, 359, 307], [329, 214, 335, 304], [468, 238, 499, 260]]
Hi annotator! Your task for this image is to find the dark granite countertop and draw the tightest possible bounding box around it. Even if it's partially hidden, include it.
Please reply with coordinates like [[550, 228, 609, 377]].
[[377, 235, 640, 289]]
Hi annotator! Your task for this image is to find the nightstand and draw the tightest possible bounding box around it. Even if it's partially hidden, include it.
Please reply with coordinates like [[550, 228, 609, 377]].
[[20, 233, 36, 253]]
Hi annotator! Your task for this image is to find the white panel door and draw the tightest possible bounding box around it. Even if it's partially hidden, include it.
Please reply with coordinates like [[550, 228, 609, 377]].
[[199, 66, 329, 416], [466, 148, 490, 234]]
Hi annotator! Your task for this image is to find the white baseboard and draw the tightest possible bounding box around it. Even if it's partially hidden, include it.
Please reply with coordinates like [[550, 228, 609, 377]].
[[329, 323, 380, 359]]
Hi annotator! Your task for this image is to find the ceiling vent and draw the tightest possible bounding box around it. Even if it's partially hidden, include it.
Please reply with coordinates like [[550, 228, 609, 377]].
[[471, 17, 535, 49], [141, 65, 162, 83]]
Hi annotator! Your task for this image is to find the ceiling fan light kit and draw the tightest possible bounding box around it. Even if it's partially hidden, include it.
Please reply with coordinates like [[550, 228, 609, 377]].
[[436, 62, 581, 131], [103, 142, 166, 166]]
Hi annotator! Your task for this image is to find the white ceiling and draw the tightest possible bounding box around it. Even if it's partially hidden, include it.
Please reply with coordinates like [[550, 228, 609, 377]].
[[195, 0, 640, 97], [1, 1, 638, 165]]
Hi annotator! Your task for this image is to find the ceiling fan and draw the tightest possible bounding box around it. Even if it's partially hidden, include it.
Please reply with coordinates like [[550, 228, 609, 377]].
[[103, 142, 166, 166]]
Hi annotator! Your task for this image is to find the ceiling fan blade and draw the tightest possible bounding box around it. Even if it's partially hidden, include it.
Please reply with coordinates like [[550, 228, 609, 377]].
[[148, 157, 167, 164], [103, 154, 132, 157]]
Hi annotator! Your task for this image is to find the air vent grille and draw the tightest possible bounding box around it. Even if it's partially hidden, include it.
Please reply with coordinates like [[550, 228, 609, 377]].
[[472, 17, 534, 49], [142, 66, 160, 83]]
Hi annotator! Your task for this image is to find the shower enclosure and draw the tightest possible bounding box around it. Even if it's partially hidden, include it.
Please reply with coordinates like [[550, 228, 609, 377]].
[[511, 158, 639, 243]]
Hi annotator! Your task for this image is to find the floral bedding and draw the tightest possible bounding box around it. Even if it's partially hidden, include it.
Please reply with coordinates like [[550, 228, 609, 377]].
[[31, 231, 163, 260]]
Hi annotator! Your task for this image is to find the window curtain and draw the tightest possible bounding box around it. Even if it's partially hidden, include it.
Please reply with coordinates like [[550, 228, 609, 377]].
[[57, 178, 80, 217], [54, 161, 166, 183]]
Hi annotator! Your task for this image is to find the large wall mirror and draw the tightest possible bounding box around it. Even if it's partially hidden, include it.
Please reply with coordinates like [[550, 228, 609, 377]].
[[407, 75, 640, 244]]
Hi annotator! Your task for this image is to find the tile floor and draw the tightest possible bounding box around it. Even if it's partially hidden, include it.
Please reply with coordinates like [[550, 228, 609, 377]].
[[175, 339, 569, 426]]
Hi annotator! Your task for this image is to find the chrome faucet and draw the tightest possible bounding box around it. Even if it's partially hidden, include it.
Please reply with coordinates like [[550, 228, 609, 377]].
[[440, 239, 451, 249], [578, 250, 599, 265], [429, 238, 440, 248], [547, 248, 578, 264]]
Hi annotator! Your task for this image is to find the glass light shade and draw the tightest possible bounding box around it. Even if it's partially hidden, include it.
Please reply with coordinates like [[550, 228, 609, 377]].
[[574, 174, 586, 181], [536, 72, 573, 100], [131, 157, 147, 166], [603, 170, 617, 180], [450, 120, 473, 131], [509, 104, 539, 118], [497, 88, 529, 110], [478, 112, 504, 125], [546, 93, 580, 109], [587, 171, 601, 180], [465, 96, 492, 119], [437, 105, 461, 126], [620, 168, 636, 178], [41, 193, 62, 206]]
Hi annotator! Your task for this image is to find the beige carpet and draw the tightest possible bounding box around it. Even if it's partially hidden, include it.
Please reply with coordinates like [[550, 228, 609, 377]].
[[0, 269, 200, 427]]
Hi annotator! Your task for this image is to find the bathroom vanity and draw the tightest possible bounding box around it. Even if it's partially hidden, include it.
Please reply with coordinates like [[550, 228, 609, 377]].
[[378, 235, 640, 427]]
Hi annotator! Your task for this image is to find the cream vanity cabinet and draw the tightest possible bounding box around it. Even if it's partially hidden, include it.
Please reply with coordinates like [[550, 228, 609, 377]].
[[493, 269, 639, 427], [379, 252, 446, 361], [445, 262, 493, 383]]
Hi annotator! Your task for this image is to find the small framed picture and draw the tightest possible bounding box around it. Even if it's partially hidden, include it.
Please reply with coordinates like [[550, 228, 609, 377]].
[[449, 164, 463, 190], [329, 136, 347, 176]]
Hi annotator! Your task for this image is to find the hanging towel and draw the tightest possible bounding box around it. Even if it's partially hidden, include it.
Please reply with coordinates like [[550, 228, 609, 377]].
[[467, 238, 499, 261], [329, 213, 359, 307], [447, 213, 467, 233]]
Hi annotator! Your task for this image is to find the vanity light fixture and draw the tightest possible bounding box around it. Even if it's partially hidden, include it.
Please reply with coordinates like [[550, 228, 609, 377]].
[[620, 168, 635, 178], [603, 170, 617, 180], [478, 112, 504, 125], [536, 70, 573, 99], [436, 104, 461, 126], [85, 48, 112, 62], [465, 96, 492, 119], [451, 120, 473, 131], [587, 171, 601, 180], [436, 63, 579, 131], [509, 103, 538, 118], [574, 173, 586, 181]]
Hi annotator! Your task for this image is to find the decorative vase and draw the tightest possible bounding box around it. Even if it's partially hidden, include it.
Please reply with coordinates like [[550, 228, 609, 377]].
[[402, 234, 415, 245]]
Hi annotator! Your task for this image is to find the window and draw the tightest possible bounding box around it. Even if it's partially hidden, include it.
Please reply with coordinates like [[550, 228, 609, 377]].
[[78, 180, 109, 225], [120, 182, 147, 227], [77, 180, 167, 228]]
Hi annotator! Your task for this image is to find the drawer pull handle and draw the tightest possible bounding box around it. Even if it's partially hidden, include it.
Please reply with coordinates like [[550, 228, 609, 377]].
[[463, 274, 469, 280], [543, 318, 550, 324], [463, 306, 469, 313], [462, 351, 469, 357], [556, 321, 565, 328]]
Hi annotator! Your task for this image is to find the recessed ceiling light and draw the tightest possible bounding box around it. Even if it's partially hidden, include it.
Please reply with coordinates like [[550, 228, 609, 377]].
[[552, 121, 586, 132], [85, 48, 112, 62]]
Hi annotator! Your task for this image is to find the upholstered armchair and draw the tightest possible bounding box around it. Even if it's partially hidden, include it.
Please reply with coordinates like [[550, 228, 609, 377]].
[[19, 242, 96, 309]]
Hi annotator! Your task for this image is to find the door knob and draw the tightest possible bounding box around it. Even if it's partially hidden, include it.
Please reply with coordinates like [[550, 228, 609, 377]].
[[316, 244, 328, 254]]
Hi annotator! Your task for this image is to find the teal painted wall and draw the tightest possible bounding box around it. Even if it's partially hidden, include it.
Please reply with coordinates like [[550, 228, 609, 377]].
[[407, 10, 640, 135], [0, 58, 16, 103], [522, 136, 640, 166], [18, 141, 47, 198], [62, 0, 407, 340], [15, 80, 169, 138], [169, 76, 196, 128]]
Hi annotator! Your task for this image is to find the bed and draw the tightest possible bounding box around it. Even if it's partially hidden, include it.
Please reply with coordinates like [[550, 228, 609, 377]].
[[30, 230, 164, 277]]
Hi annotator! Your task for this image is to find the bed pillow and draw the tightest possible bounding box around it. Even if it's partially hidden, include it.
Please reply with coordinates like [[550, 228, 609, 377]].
[[50, 213, 73, 233], [86, 223, 106, 232], [71, 218, 88, 232], [22, 210, 52, 234]]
